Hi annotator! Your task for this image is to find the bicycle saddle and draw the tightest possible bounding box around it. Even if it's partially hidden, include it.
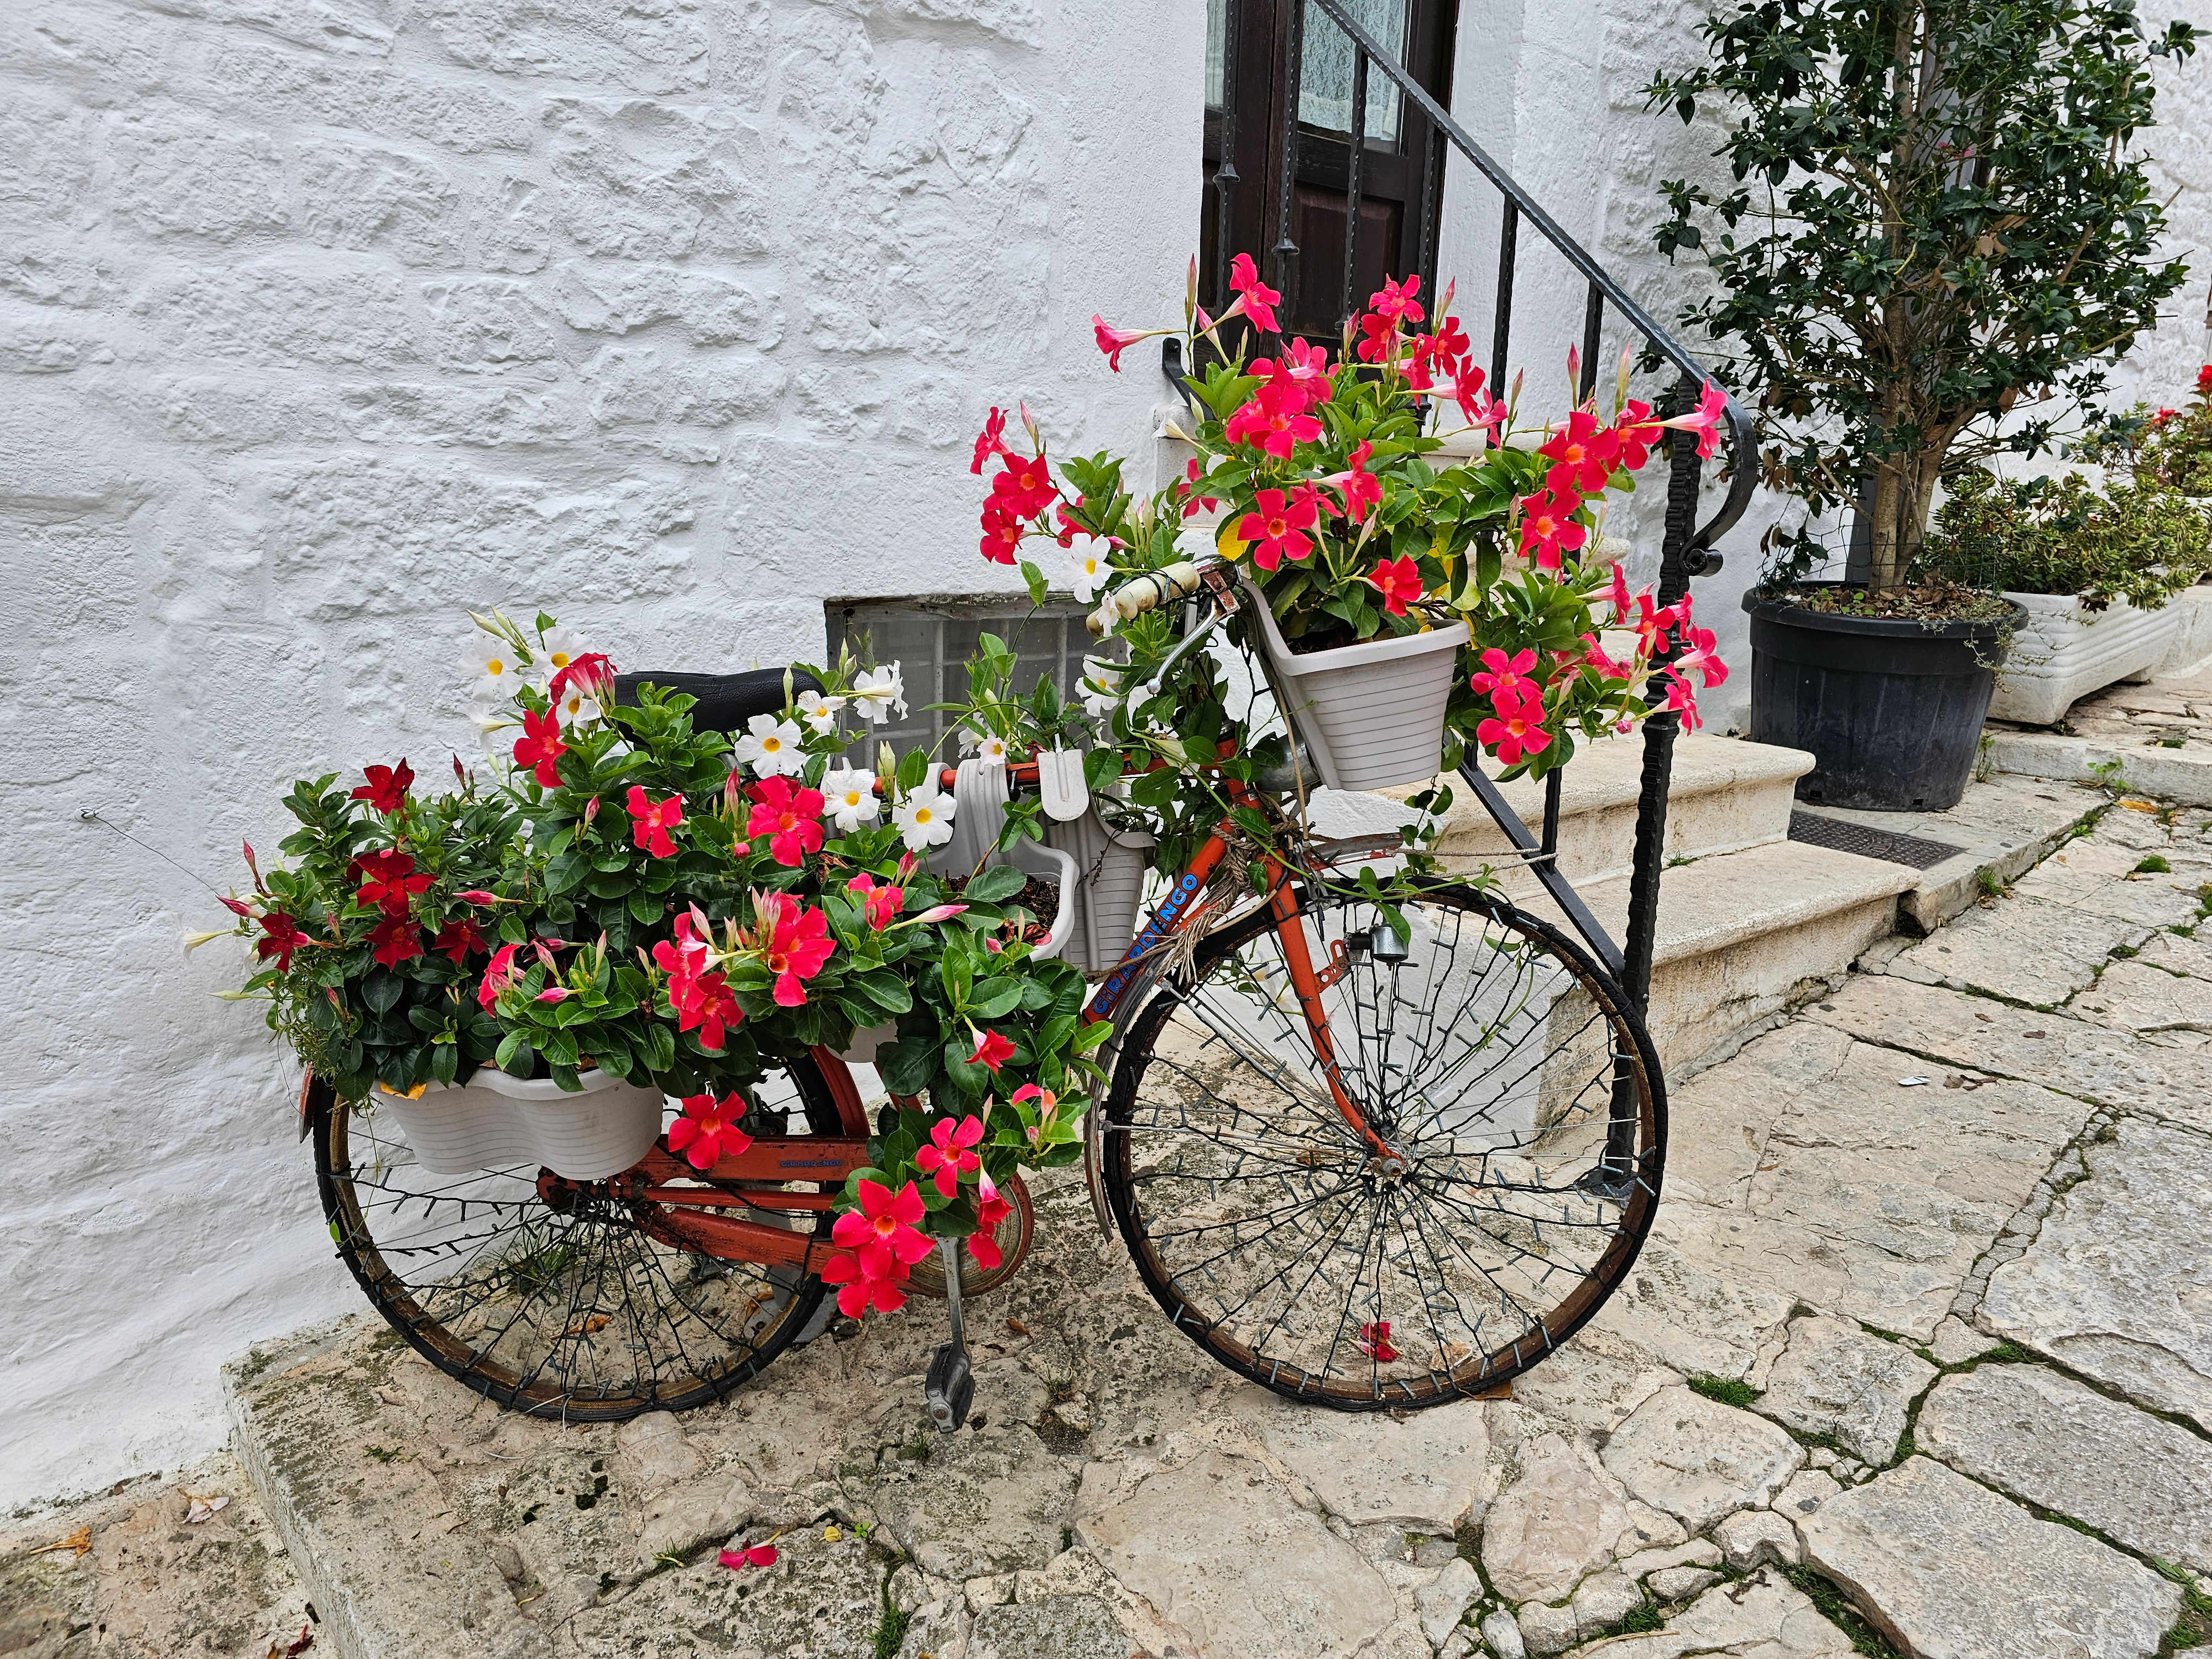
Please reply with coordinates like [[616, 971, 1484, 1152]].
[[611, 667, 823, 737]]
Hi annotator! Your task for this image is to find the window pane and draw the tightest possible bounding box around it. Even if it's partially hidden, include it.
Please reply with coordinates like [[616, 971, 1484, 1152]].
[[1207, 0, 1227, 109], [1298, 0, 1408, 145]]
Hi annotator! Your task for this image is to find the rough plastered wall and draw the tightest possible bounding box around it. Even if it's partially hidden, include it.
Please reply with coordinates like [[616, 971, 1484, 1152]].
[[0, 0, 1199, 1509], [1442, 0, 2212, 733]]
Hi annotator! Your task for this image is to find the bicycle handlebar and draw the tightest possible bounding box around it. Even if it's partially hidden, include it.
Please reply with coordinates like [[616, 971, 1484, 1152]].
[[1086, 560, 1206, 638]]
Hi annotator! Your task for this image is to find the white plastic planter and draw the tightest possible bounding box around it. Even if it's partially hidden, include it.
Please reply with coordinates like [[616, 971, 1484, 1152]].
[[377, 1066, 665, 1180], [1048, 811, 1156, 973], [845, 826, 1079, 1063], [1987, 591, 2184, 725], [1246, 589, 1470, 792]]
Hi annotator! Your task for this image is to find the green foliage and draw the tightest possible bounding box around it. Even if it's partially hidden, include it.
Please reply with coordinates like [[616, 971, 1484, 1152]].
[[1686, 1372, 1759, 1408], [1924, 469, 2211, 608], [1647, 0, 2201, 589]]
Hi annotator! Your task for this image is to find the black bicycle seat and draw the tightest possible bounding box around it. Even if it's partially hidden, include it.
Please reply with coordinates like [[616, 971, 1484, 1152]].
[[611, 667, 824, 737]]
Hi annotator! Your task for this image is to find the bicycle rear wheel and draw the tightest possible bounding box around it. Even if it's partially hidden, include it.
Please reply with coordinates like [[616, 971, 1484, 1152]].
[[1102, 880, 1663, 1408], [312, 1061, 836, 1420]]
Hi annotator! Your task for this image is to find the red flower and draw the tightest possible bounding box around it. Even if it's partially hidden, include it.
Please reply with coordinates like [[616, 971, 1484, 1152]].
[[1356, 1320, 1401, 1363], [255, 912, 307, 972], [1364, 555, 1423, 617], [1356, 310, 1397, 365], [967, 1028, 1015, 1073], [1324, 440, 1380, 523], [350, 760, 414, 813], [824, 1178, 933, 1317], [512, 707, 567, 789], [1672, 625, 1729, 691], [652, 911, 741, 1051], [746, 777, 825, 868], [1662, 666, 1705, 732], [1539, 409, 1621, 497], [979, 499, 1024, 565], [1613, 400, 1662, 472], [625, 785, 685, 859], [667, 1091, 755, 1172], [549, 652, 616, 707], [478, 942, 521, 1011], [1476, 683, 1553, 766], [748, 893, 834, 1007], [432, 917, 486, 964], [368, 915, 424, 969], [1178, 456, 1222, 521], [2196, 364, 2212, 395], [1368, 273, 1423, 325], [1235, 486, 1320, 572], [354, 849, 433, 917], [1470, 647, 1539, 701], [718, 1543, 779, 1570], [1517, 488, 1587, 571], [1092, 315, 1155, 372], [1227, 251, 1281, 335], [1223, 384, 1322, 460], [847, 872, 904, 931], [990, 451, 1059, 520], [970, 406, 1009, 475], [968, 1171, 1013, 1269], [914, 1113, 985, 1198]]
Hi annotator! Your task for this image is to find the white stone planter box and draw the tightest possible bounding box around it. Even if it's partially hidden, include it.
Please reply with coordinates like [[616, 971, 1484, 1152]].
[[1987, 591, 2185, 726], [377, 1066, 665, 1180], [1245, 582, 1470, 792]]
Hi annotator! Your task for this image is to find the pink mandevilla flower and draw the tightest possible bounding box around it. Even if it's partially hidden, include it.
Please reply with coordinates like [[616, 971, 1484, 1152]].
[[667, 1091, 755, 1172], [625, 785, 685, 859], [846, 872, 904, 931], [1476, 682, 1553, 767], [1470, 647, 1539, 701], [747, 776, 826, 868], [914, 1114, 985, 1198]]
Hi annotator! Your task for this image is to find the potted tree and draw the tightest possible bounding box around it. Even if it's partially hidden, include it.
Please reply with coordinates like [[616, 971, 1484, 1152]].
[[1647, 0, 2200, 808], [1924, 468, 2210, 724]]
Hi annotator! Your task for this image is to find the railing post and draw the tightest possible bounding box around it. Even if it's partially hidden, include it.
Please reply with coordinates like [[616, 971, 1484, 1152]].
[[1213, 0, 1240, 315], [1271, 0, 1306, 303], [1340, 45, 1368, 330], [1620, 377, 1704, 1015]]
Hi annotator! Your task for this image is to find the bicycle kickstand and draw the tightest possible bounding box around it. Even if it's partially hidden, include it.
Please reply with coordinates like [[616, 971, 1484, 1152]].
[[924, 1238, 975, 1433]]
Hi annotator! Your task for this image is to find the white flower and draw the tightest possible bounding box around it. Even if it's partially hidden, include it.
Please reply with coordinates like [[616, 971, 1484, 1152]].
[[733, 712, 806, 778], [1079, 655, 1124, 718], [552, 685, 601, 727], [821, 766, 880, 832], [797, 689, 847, 737], [964, 729, 1011, 769], [1068, 534, 1111, 604], [851, 664, 907, 724], [537, 625, 588, 682], [466, 638, 526, 705], [893, 785, 956, 852]]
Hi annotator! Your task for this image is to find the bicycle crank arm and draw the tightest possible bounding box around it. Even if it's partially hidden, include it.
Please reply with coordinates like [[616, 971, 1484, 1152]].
[[924, 1237, 975, 1432]]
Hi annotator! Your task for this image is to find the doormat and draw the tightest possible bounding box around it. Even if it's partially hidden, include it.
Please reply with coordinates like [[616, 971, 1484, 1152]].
[[1788, 811, 1964, 871]]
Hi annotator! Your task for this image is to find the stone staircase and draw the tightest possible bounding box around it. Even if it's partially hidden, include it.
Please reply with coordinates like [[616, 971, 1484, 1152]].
[[1339, 734, 1919, 1074]]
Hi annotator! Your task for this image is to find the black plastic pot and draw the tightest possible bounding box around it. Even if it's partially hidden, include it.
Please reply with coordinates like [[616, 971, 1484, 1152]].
[[1742, 589, 2026, 812]]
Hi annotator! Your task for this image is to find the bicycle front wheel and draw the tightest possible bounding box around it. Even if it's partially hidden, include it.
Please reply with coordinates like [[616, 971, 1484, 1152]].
[[1103, 881, 1663, 1408]]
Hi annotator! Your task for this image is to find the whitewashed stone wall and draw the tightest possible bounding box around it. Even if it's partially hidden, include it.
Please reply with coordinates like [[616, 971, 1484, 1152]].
[[2, 0, 2205, 1507], [0, 0, 1198, 1509]]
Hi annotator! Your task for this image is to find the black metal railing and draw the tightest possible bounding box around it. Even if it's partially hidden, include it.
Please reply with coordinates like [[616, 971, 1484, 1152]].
[[1193, 0, 1758, 1014]]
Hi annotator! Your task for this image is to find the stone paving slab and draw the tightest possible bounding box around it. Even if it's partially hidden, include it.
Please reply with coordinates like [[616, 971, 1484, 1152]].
[[1915, 1363, 2212, 1576], [1982, 1114, 2212, 1433], [1886, 892, 2152, 1007], [2070, 958, 2212, 1039], [1799, 1456, 2180, 1659], [1804, 974, 2212, 1136], [1753, 1316, 1936, 1464]]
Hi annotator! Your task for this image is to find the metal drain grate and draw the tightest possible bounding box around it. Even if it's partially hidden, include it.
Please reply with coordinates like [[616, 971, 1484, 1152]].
[[1788, 811, 1965, 871]]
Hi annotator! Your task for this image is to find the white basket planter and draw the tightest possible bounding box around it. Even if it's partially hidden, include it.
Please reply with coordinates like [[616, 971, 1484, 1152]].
[[1047, 811, 1156, 973], [1245, 587, 1470, 792], [846, 830, 1079, 1062], [1987, 591, 2185, 725], [377, 1066, 665, 1180]]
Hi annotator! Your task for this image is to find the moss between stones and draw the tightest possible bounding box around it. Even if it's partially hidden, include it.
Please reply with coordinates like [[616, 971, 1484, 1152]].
[[1783, 1565, 1904, 1659], [1686, 1373, 1758, 1410]]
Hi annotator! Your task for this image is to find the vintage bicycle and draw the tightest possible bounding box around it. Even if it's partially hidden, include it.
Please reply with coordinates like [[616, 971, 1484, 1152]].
[[307, 561, 1666, 1428]]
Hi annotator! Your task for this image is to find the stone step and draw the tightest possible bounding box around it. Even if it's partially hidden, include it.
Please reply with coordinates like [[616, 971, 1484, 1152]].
[[1367, 733, 1815, 896], [1463, 837, 1918, 1073]]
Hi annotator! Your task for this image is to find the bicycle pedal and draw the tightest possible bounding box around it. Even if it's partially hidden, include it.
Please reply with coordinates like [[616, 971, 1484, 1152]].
[[924, 1343, 974, 1433]]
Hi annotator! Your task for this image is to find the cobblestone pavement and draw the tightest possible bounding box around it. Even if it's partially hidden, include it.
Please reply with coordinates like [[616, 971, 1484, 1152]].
[[9, 791, 2212, 1659]]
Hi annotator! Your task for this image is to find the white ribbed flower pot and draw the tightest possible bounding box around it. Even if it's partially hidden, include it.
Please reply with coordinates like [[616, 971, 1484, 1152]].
[[377, 1067, 665, 1180], [1247, 592, 1470, 792], [1047, 810, 1156, 973], [1987, 591, 2184, 726]]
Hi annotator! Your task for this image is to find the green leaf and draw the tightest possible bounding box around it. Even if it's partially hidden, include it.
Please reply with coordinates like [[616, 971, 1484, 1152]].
[[1083, 747, 1124, 791], [853, 971, 913, 1016], [1019, 559, 1049, 608], [967, 978, 1024, 1020], [963, 864, 1027, 904], [879, 1037, 936, 1095], [362, 971, 403, 1015]]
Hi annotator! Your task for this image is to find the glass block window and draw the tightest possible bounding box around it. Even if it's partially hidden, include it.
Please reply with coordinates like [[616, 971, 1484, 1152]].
[[824, 596, 1103, 761]]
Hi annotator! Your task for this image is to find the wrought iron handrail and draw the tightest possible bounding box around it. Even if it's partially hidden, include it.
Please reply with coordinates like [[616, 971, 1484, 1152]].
[[1198, 0, 1760, 1020]]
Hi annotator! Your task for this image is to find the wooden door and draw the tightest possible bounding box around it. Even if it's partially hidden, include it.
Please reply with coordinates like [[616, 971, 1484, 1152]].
[[1203, 0, 1457, 345]]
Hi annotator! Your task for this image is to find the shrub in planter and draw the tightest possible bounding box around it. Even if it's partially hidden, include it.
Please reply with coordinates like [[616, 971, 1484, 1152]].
[[1924, 468, 2209, 724], [1649, 0, 2200, 808], [2079, 364, 2212, 500]]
